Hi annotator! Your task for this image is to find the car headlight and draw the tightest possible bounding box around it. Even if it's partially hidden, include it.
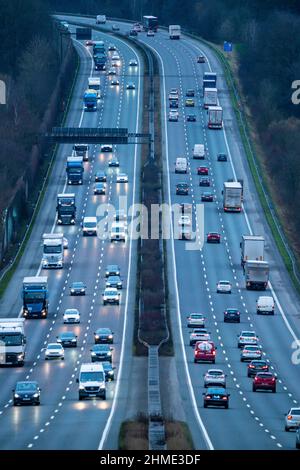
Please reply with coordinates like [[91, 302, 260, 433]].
[[14, 394, 20, 398], [91, 352, 96, 356], [79, 385, 85, 390], [100, 384, 106, 389], [81, 289, 84, 292], [108, 370, 114, 375], [33, 393, 39, 398], [57, 219, 62, 224], [71, 219, 75, 224], [108, 335, 113, 339], [107, 352, 112, 356], [95, 335, 99, 339], [71, 339, 76, 342], [71, 289, 75, 293], [57, 339, 62, 343]]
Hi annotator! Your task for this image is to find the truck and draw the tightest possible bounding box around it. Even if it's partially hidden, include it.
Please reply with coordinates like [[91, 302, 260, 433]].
[[88, 78, 101, 98], [72, 144, 89, 162], [143, 15, 158, 32], [0, 319, 26, 366], [84, 89, 97, 111], [66, 156, 84, 185], [208, 106, 223, 129], [240, 235, 265, 268], [22, 276, 48, 319], [42, 233, 64, 269], [223, 181, 242, 212], [94, 54, 106, 71], [57, 193, 76, 225], [203, 79, 216, 96], [96, 15, 106, 24], [203, 72, 217, 87], [169, 25, 181, 39], [204, 87, 218, 109], [245, 260, 269, 290], [93, 41, 106, 56]]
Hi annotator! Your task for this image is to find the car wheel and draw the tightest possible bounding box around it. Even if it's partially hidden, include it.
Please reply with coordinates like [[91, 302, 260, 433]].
[[35, 401, 40, 406], [285, 426, 289, 432], [240, 358, 244, 362], [224, 404, 229, 409], [203, 403, 207, 408], [13, 401, 18, 406], [272, 388, 276, 393], [252, 386, 256, 392], [296, 442, 300, 449], [194, 359, 197, 363], [212, 359, 215, 364], [247, 372, 251, 378], [79, 396, 83, 401], [45, 357, 48, 360], [103, 393, 106, 400]]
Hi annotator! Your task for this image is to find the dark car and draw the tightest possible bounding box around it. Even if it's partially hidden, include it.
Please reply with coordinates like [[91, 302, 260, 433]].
[[94, 328, 114, 344], [108, 158, 120, 167], [207, 232, 221, 243], [199, 177, 210, 187], [101, 145, 113, 152], [91, 344, 113, 362], [176, 182, 189, 195], [197, 166, 209, 175], [197, 55, 206, 63], [70, 281, 86, 296], [95, 171, 107, 182], [253, 372, 276, 392], [13, 381, 41, 406], [105, 264, 120, 277], [224, 308, 240, 323], [106, 275, 122, 289], [103, 361, 115, 381], [217, 153, 228, 162], [56, 331, 77, 347], [203, 387, 230, 409], [186, 89, 195, 97], [169, 99, 178, 108], [186, 114, 196, 122], [129, 29, 138, 36], [247, 360, 269, 378], [94, 182, 106, 195], [201, 192, 214, 202]]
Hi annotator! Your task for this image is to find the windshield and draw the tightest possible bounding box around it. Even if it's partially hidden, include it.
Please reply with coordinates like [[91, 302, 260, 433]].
[[58, 206, 75, 213], [209, 371, 223, 376], [44, 245, 61, 254], [24, 292, 45, 302], [69, 168, 83, 173], [80, 372, 104, 382], [0, 333, 23, 346], [16, 383, 36, 392], [84, 222, 96, 228]]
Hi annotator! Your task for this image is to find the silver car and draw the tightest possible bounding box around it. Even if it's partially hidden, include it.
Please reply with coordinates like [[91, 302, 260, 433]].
[[204, 369, 226, 388], [285, 408, 300, 431], [216, 280, 232, 294], [240, 345, 262, 362], [187, 313, 205, 328], [189, 328, 210, 346], [237, 331, 259, 348]]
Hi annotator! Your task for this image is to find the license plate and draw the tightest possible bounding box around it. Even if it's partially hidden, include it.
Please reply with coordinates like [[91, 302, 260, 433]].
[[23, 398, 31, 401], [89, 394, 96, 397]]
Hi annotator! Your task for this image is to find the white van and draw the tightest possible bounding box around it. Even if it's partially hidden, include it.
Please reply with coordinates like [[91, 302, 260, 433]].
[[96, 15, 106, 24], [175, 157, 188, 173], [193, 144, 205, 159], [82, 216, 97, 236], [256, 296, 275, 315], [77, 363, 106, 400]]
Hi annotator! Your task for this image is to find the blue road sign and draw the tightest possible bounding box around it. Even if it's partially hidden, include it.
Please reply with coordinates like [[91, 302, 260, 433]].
[[224, 41, 233, 52]]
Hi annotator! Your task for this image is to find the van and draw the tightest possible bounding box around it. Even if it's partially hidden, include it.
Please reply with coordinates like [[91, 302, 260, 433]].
[[110, 222, 126, 242], [175, 157, 187, 173], [82, 216, 97, 236], [193, 144, 205, 159], [96, 15, 106, 24], [256, 296, 275, 315], [77, 363, 106, 400]]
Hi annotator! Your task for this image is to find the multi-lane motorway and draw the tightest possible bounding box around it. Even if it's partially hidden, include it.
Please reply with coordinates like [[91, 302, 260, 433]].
[[0, 14, 300, 450]]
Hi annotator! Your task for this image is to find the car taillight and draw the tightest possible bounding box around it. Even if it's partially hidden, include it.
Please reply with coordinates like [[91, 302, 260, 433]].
[[249, 365, 254, 368], [271, 378, 275, 381], [287, 415, 293, 420], [262, 366, 268, 369], [222, 396, 228, 400], [212, 351, 216, 355], [206, 395, 211, 399]]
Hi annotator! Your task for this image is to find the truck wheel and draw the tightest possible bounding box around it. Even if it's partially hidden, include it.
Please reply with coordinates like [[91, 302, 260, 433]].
[[102, 393, 106, 400]]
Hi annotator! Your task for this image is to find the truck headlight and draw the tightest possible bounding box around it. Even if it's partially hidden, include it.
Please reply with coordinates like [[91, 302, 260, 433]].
[[18, 354, 24, 360], [108, 370, 114, 375], [107, 352, 112, 356], [100, 384, 105, 389], [57, 219, 62, 224], [79, 385, 85, 390], [71, 219, 75, 224], [91, 352, 96, 356]]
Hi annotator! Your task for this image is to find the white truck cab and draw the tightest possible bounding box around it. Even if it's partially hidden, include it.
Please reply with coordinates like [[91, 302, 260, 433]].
[[77, 363, 106, 400]]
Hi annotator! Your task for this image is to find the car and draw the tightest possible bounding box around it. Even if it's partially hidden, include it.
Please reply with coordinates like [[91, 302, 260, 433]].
[[129, 59, 138, 66], [94, 328, 114, 344], [63, 308, 80, 324], [112, 24, 120, 31], [296, 428, 300, 449], [186, 114, 196, 122], [178, 215, 191, 226], [108, 44, 117, 51], [101, 144, 113, 152], [103, 361, 115, 381], [197, 166, 209, 175], [169, 88, 179, 100], [133, 22, 143, 32], [285, 408, 300, 431], [111, 79, 120, 86], [197, 55, 205, 63], [169, 110, 179, 121], [13, 381, 41, 406], [129, 29, 138, 36], [189, 328, 210, 346], [91, 344, 113, 363], [194, 341, 217, 364], [178, 226, 192, 240], [217, 280, 232, 293], [95, 171, 107, 182], [204, 369, 226, 388], [217, 153, 227, 162], [94, 182, 106, 195], [85, 40, 94, 46], [45, 343, 64, 360], [107, 69, 117, 76], [147, 30, 154, 37], [116, 173, 128, 183], [56, 331, 77, 348], [126, 82, 136, 90], [237, 331, 259, 348], [176, 182, 189, 195], [224, 308, 240, 323], [63, 237, 68, 250], [110, 222, 126, 242], [247, 360, 269, 378], [241, 345, 262, 362], [253, 372, 276, 393], [106, 275, 122, 289], [199, 177, 210, 187], [70, 281, 86, 295], [108, 157, 120, 167], [105, 265, 120, 277], [102, 288, 120, 305], [169, 99, 179, 109], [186, 89, 195, 97], [185, 98, 195, 107], [201, 190, 213, 200], [187, 313, 206, 328], [207, 232, 221, 243], [203, 387, 230, 408]]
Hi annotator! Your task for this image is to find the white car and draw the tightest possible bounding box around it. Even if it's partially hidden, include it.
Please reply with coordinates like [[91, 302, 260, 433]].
[[169, 111, 179, 122], [204, 369, 226, 388], [102, 288, 120, 305], [112, 54, 120, 61], [112, 24, 120, 31], [101, 144, 113, 152], [63, 237, 68, 249], [216, 280, 232, 293], [189, 328, 210, 346], [116, 173, 128, 183], [147, 30, 154, 37], [285, 408, 300, 431], [237, 331, 259, 348], [129, 59, 138, 66], [45, 343, 64, 360], [240, 345, 262, 362], [63, 308, 80, 324], [186, 313, 205, 328], [178, 215, 191, 226]]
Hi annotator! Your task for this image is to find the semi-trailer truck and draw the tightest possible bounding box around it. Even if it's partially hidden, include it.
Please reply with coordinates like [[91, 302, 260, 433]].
[[72, 144, 89, 162], [57, 193, 76, 225], [66, 156, 84, 185], [42, 233, 64, 269], [223, 181, 242, 212], [203, 72, 217, 87], [0, 319, 26, 366], [245, 260, 269, 290], [208, 106, 223, 129], [22, 276, 48, 319], [169, 25, 181, 39], [84, 90, 97, 110], [88, 78, 101, 98], [143, 15, 158, 31], [203, 79, 216, 96], [204, 87, 218, 109], [240, 235, 265, 268]]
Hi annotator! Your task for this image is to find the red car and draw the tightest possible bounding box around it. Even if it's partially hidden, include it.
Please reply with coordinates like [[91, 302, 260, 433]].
[[197, 166, 209, 175], [194, 341, 217, 364], [253, 372, 276, 393], [207, 232, 221, 243]]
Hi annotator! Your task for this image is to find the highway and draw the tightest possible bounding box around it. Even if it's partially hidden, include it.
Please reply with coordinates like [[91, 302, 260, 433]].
[[0, 23, 142, 449]]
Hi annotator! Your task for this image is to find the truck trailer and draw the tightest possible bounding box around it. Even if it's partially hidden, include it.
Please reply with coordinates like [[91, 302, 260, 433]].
[[22, 276, 48, 319], [223, 182, 242, 212], [208, 106, 223, 129], [169, 25, 181, 39], [245, 260, 269, 290], [204, 87, 218, 109], [240, 235, 265, 268], [0, 319, 26, 366]]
